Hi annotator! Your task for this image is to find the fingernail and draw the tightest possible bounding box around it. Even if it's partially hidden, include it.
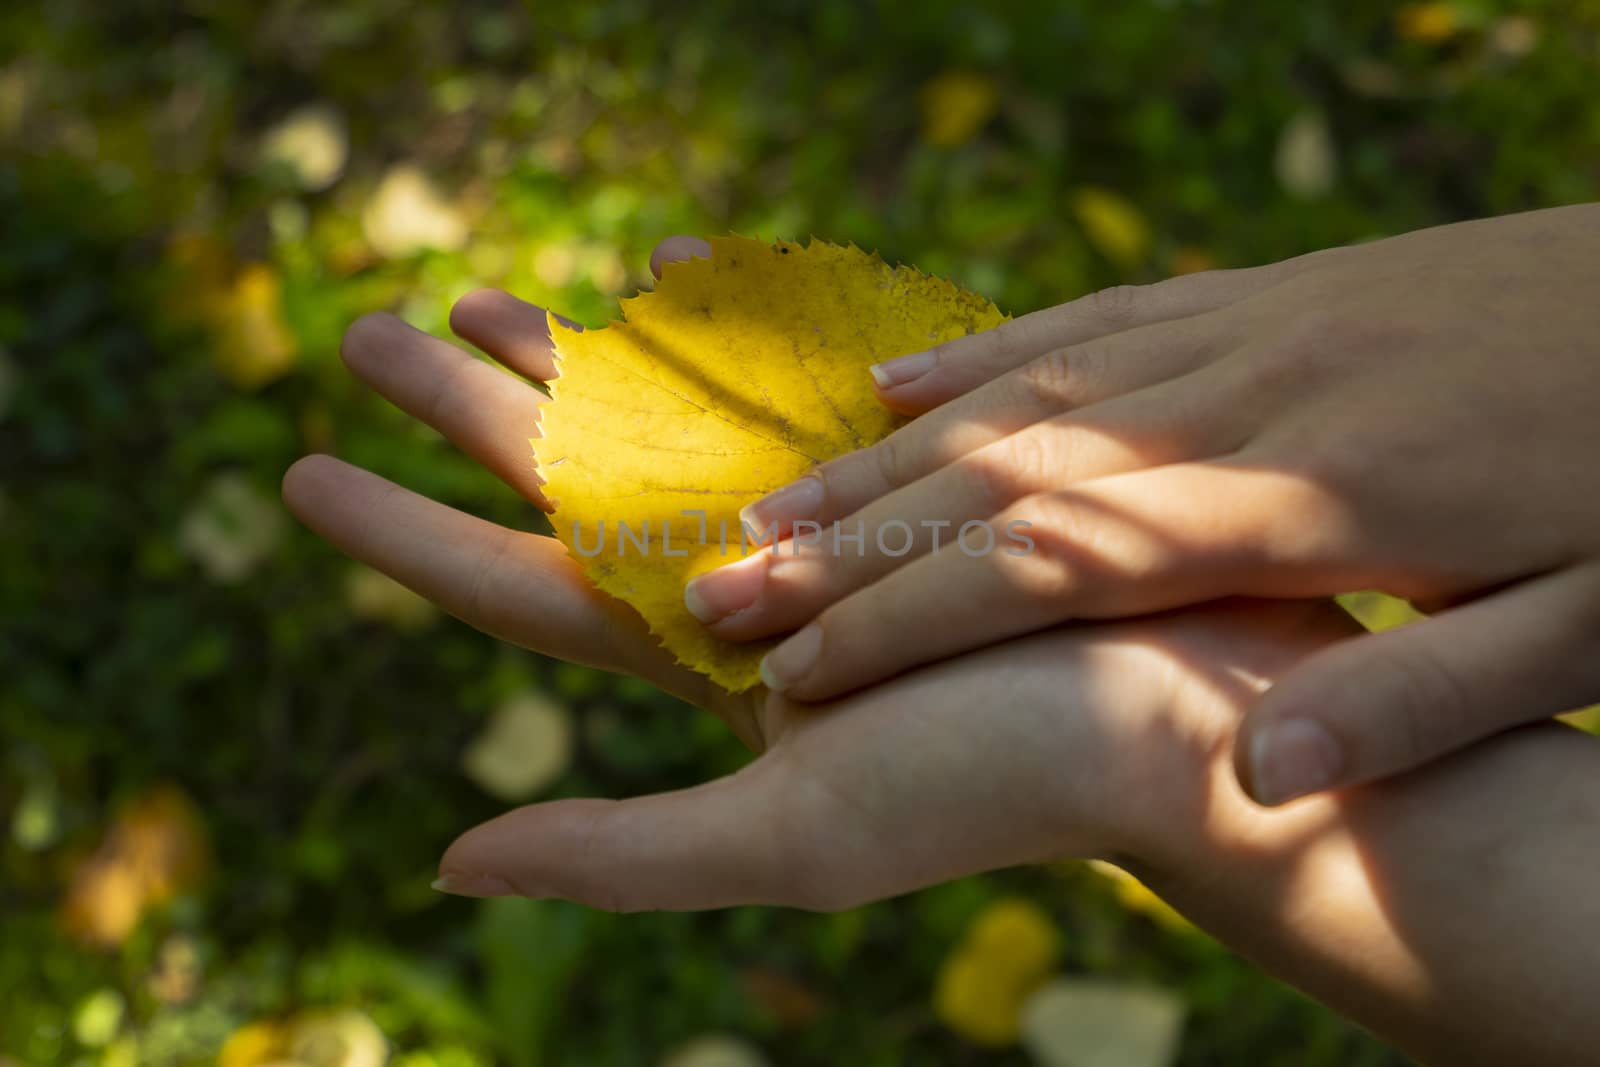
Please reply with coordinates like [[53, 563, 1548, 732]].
[[759, 624, 822, 693], [1249, 720, 1343, 806], [869, 350, 936, 389], [685, 553, 768, 623], [741, 475, 824, 532], [431, 872, 517, 898]]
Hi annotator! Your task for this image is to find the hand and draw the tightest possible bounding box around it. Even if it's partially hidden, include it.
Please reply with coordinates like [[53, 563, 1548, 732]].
[[430, 598, 1357, 910], [281, 238, 763, 748], [680, 204, 1600, 806], [278, 238, 1363, 908]]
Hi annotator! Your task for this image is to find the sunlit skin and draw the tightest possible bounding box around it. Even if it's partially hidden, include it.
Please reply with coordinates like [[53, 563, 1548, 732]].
[[284, 240, 1600, 1066], [680, 204, 1600, 805]]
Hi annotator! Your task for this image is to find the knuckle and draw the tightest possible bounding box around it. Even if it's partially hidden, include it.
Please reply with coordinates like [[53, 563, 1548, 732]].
[[424, 354, 474, 427], [1083, 283, 1150, 330], [1368, 643, 1474, 768], [1241, 308, 1351, 397], [1017, 347, 1079, 409], [463, 528, 518, 630], [1015, 344, 1112, 412], [971, 428, 1055, 505], [990, 494, 1093, 604], [861, 431, 912, 495], [980, 316, 1046, 368]]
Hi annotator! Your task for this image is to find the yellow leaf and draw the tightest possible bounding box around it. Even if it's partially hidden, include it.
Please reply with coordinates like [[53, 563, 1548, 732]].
[[541, 235, 1007, 690], [1069, 187, 1151, 268], [1087, 860, 1196, 936], [213, 264, 299, 390], [217, 1021, 290, 1067], [920, 71, 999, 148], [933, 897, 1063, 1046], [1336, 590, 1425, 632], [1396, 2, 1458, 42], [60, 785, 211, 948]]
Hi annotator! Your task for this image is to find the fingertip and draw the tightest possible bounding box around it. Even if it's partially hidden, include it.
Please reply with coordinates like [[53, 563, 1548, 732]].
[[448, 287, 509, 340], [449, 288, 563, 380], [1238, 712, 1345, 807], [649, 235, 713, 279], [339, 310, 405, 373], [430, 872, 517, 898], [281, 453, 342, 515]]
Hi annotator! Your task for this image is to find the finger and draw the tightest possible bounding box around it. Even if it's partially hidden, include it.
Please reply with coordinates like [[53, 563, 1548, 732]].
[[341, 312, 550, 509], [740, 313, 1232, 537], [281, 455, 742, 726], [449, 288, 571, 382], [870, 252, 1324, 414], [1235, 564, 1600, 806], [755, 460, 1313, 700], [650, 235, 712, 279], [690, 370, 1244, 639], [433, 763, 805, 910]]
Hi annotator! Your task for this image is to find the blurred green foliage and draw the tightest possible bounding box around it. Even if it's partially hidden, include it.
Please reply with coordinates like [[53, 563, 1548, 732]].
[[2, 0, 1598, 1065]]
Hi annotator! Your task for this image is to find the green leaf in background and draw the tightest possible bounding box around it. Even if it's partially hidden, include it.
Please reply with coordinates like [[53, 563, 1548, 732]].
[[475, 899, 591, 1067]]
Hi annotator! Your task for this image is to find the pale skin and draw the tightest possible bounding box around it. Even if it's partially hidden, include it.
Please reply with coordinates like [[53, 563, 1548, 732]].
[[680, 204, 1600, 806], [282, 241, 1600, 1065]]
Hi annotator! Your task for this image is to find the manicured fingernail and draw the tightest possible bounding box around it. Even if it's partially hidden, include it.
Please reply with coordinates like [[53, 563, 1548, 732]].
[[741, 475, 824, 532], [431, 873, 517, 898], [759, 624, 822, 693], [869, 350, 936, 389], [685, 553, 768, 623], [1249, 720, 1343, 806]]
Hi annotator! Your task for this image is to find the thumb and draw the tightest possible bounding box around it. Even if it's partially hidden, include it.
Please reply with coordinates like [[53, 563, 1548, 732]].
[[432, 762, 818, 911], [1236, 566, 1600, 806]]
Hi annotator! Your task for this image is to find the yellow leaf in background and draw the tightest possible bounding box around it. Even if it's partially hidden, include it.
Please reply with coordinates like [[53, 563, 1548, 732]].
[[933, 898, 1063, 1046], [541, 235, 1007, 690], [1070, 187, 1151, 268], [217, 1021, 289, 1067], [213, 264, 299, 390], [219, 1011, 387, 1067], [1087, 860, 1196, 936], [1396, 2, 1459, 42], [920, 71, 999, 148], [61, 785, 211, 948]]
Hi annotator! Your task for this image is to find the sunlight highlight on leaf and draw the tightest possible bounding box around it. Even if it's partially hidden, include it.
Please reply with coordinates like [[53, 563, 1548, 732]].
[[540, 235, 1006, 690]]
